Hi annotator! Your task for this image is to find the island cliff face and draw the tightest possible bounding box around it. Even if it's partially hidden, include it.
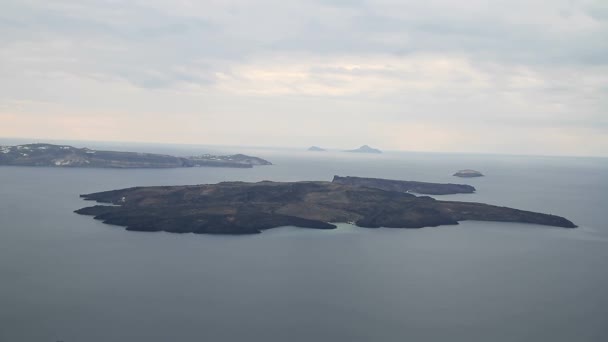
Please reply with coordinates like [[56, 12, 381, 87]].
[[76, 180, 576, 235], [332, 176, 475, 195], [0, 144, 271, 169]]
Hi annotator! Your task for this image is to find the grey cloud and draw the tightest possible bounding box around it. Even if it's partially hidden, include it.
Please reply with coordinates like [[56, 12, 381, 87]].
[[0, 0, 607, 156], [1, 1, 215, 44], [271, 4, 608, 65], [315, 0, 368, 8], [1, 1, 225, 88], [586, 2, 608, 21], [3, 0, 607, 90]]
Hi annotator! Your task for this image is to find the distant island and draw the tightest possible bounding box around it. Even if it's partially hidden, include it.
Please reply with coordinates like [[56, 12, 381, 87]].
[[344, 145, 382, 154], [454, 169, 484, 177], [76, 177, 576, 235], [333, 176, 475, 195], [308, 146, 326, 152], [0, 143, 272, 169]]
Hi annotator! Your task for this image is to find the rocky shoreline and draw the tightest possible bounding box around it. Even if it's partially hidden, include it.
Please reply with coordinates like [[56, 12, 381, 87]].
[[0, 143, 271, 169]]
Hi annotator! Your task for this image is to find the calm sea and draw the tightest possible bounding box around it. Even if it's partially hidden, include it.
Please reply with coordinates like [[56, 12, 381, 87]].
[[1, 141, 607, 341]]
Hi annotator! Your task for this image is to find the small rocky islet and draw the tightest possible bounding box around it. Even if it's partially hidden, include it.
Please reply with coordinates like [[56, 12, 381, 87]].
[[454, 169, 484, 177], [344, 145, 382, 154], [76, 176, 576, 235], [307, 145, 382, 153]]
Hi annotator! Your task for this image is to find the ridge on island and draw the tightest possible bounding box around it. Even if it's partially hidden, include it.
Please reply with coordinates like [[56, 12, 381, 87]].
[[332, 175, 476, 195], [344, 145, 382, 154], [454, 169, 484, 177], [0, 143, 272, 169], [75, 179, 576, 235], [308, 146, 326, 152]]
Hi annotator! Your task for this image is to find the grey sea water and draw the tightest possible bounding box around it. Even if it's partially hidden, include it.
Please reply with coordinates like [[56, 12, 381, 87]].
[[1, 142, 607, 341]]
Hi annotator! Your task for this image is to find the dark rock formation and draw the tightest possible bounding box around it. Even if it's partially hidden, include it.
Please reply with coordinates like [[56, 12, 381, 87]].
[[344, 145, 382, 154], [76, 180, 576, 235], [332, 176, 475, 195], [454, 169, 484, 177], [0, 143, 271, 169]]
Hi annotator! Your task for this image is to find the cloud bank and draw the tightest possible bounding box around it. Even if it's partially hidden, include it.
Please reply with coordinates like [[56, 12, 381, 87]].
[[1, 0, 607, 156]]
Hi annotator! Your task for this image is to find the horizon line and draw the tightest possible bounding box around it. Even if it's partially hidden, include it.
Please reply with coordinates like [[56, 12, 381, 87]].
[[1, 135, 606, 160]]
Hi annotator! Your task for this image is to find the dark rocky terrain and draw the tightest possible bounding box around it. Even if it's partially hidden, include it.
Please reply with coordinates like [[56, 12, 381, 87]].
[[332, 176, 476, 195], [454, 169, 484, 177], [76, 180, 576, 235], [344, 145, 382, 154], [0, 143, 271, 169]]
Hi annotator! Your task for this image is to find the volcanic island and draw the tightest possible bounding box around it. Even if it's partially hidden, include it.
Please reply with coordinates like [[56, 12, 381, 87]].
[[75, 176, 576, 235]]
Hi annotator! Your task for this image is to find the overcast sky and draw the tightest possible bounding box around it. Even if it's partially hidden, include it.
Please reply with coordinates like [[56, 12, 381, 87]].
[[1, 0, 607, 156]]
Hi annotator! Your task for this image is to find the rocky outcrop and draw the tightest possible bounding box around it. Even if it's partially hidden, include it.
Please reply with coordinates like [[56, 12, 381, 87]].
[[454, 169, 484, 177], [332, 176, 475, 195]]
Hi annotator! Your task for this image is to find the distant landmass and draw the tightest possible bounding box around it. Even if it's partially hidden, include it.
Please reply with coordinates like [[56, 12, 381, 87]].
[[345, 145, 382, 154], [454, 169, 484, 177], [308, 146, 326, 152], [333, 176, 475, 195], [0, 143, 272, 169], [76, 178, 576, 235]]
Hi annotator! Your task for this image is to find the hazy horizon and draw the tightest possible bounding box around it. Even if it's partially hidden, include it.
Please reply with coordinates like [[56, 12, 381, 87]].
[[1, 0, 607, 156], [2, 135, 608, 159]]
